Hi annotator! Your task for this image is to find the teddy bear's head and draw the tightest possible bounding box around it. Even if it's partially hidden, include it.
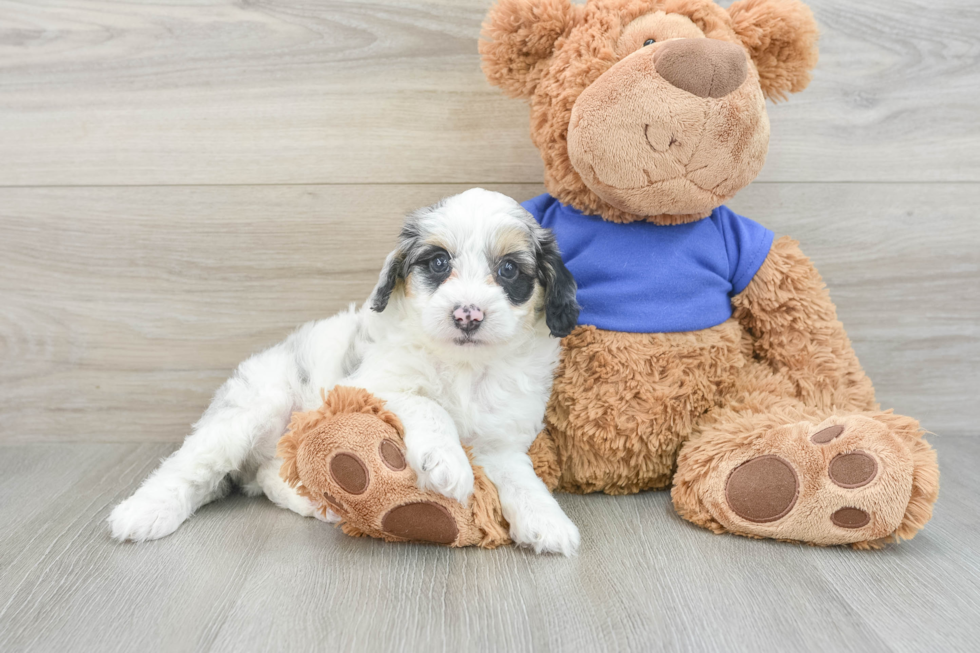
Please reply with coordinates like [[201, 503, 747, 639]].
[[481, 0, 818, 224]]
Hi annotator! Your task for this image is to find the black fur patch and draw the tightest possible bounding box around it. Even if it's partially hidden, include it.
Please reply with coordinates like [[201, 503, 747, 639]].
[[370, 250, 402, 312], [411, 246, 453, 294], [493, 256, 536, 306], [535, 232, 579, 338], [371, 207, 432, 312]]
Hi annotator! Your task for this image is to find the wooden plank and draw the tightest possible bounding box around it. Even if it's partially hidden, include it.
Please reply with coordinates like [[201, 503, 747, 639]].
[[757, 0, 980, 183], [1, 182, 976, 442], [0, 0, 977, 186], [0, 438, 977, 652], [805, 437, 980, 653], [0, 443, 280, 653], [0, 183, 536, 442]]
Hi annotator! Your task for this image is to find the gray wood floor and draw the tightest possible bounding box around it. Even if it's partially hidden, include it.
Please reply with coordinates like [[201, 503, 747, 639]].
[[1, 436, 978, 653]]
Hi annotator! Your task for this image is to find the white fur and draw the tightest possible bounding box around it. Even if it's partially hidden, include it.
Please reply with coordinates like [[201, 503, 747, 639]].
[[108, 189, 580, 556]]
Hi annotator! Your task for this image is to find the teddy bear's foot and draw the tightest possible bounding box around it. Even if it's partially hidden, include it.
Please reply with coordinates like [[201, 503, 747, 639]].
[[672, 413, 938, 548], [277, 386, 510, 548]]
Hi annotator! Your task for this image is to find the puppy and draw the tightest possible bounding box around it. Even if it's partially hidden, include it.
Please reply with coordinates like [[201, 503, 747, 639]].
[[108, 188, 582, 555]]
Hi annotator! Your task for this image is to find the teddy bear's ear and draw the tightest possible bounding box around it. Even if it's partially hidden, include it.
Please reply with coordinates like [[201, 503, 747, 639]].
[[480, 0, 582, 99], [727, 0, 819, 101]]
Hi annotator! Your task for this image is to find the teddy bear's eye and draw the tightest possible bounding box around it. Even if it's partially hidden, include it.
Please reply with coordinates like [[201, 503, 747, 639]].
[[643, 38, 656, 46]]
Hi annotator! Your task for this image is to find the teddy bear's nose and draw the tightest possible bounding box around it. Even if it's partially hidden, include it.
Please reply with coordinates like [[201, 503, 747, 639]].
[[653, 38, 748, 99]]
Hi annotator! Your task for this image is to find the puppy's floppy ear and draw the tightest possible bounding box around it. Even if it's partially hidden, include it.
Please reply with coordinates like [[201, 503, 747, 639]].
[[370, 249, 404, 313], [535, 231, 579, 338], [728, 0, 819, 101], [373, 205, 432, 312], [480, 0, 582, 99]]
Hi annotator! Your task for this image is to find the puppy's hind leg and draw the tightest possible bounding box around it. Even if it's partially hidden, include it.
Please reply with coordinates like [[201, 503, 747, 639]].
[[255, 457, 340, 523], [108, 344, 301, 542]]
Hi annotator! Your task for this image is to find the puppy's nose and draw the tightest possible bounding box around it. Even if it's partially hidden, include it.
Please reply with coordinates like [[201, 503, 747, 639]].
[[452, 305, 484, 333], [653, 38, 748, 99]]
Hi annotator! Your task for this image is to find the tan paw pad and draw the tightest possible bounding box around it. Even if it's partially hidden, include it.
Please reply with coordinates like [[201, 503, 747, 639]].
[[725, 455, 799, 523], [330, 453, 369, 494], [810, 424, 844, 444], [379, 439, 406, 471], [828, 451, 877, 489], [381, 502, 459, 544], [713, 416, 914, 546], [831, 507, 871, 529]]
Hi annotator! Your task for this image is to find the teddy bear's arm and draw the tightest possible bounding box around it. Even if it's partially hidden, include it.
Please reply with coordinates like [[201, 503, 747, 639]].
[[731, 236, 877, 412]]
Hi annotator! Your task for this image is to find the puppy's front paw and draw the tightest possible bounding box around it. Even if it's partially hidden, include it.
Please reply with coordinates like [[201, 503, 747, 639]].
[[107, 489, 189, 542], [509, 501, 581, 557], [408, 444, 474, 504]]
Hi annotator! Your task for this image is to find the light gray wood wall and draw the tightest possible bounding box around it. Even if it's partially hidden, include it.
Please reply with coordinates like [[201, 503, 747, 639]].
[[1, 0, 978, 441]]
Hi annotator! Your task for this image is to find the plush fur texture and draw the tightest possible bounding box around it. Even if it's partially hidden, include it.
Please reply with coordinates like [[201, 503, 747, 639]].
[[481, 0, 938, 548], [481, 0, 584, 99], [278, 386, 511, 548], [728, 0, 819, 101], [565, 19, 769, 219], [107, 189, 582, 555], [673, 411, 925, 547], [481, 0, 817, 223], [545, 319, 745, 494]]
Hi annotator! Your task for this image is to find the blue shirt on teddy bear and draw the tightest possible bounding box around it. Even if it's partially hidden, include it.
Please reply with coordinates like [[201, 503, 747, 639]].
[[522, 194, 774, 334]]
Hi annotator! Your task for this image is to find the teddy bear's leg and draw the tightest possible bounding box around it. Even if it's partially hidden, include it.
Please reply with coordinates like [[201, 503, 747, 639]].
[[277, 386, 510, 548], [671, 396, 939, 548], [546, 324, 746, 495]]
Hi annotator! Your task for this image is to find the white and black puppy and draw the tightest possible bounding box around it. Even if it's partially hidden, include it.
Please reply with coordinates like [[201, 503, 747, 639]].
[[108, 188, 582, 555]]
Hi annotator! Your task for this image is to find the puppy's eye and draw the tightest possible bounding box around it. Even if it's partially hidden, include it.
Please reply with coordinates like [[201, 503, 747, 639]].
[[497, 260, 519, 281], [643, 38, 656, 46], [428, 254, 450, 274]]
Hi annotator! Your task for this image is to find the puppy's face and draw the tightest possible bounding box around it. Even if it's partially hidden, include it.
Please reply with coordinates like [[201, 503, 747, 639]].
[[371, 189, 578, 350]]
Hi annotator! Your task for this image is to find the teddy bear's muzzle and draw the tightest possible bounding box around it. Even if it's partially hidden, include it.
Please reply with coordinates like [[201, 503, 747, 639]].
[[565, 37, 768, 222]]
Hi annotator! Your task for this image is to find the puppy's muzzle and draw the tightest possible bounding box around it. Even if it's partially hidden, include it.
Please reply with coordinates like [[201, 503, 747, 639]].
[[452, 305, 484, 334]]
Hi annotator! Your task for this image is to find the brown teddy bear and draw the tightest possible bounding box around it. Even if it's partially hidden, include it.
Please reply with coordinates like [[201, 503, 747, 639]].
[[282, 0, 939, 550]]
